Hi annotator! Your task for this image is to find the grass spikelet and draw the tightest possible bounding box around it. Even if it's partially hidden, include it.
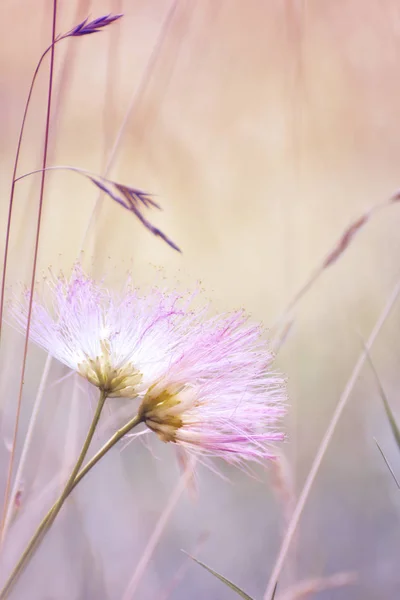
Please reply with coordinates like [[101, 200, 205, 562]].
[[272, 194, 400, 347], [65, 14, 123, 37], [0, 11, 124, 337], [89, 176, 181, 252], [15, 166, 181, 252]]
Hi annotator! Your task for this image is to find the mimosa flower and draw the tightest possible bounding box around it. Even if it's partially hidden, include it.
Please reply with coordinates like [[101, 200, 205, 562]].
[[137, 312, 286, 463], [9, 265, 186, 398], [10, 265, 286, 462]]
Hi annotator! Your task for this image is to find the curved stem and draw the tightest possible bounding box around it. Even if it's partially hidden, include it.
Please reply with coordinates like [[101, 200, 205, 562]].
[[71, 413, 142, 491], [0, 31, 67, 343], [0, 4, 59, 544], [0, 390, 108, 600], [14, 165, 95, 183], [0, 49, 49, 341]]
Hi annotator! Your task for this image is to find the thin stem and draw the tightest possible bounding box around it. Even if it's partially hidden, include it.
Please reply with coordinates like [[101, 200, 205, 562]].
[[82, 0, 180, 255], [0, 2, 58, 544], [0, 31, 69, 343], [71, 413, 142, 491], [1, 0, 156, 539], [0, 411, 142, 599], [0, 48, 50, 341], [0, 390, 108, 600], [121, 456, 196, 599], [2, 357, 52, 539], [102, 0, 123, 173], [270, 199, 390, 348], [263, 278, 400, 600], [14, 165, 94, 183]]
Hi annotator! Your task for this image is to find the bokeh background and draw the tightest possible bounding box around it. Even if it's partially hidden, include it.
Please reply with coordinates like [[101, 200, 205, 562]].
[[2, 1, 400, 598]]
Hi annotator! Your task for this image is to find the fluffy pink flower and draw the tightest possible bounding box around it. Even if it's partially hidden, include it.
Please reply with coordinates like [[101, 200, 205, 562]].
[[9, 265, 186, 398], [10, 265, 286, 463], [138, 311, 285, 463]]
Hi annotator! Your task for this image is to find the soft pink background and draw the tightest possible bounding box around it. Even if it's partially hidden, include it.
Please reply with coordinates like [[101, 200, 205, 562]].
[[1, 2, 400, 599]]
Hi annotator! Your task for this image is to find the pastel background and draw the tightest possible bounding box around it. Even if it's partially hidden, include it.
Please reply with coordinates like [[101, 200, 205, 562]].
[[1, 1, 400, 598]]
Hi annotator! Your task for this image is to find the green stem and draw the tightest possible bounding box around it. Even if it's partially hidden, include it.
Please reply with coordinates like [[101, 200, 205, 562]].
[[0, 390, 108, 599], [71, 413, 142, 491]]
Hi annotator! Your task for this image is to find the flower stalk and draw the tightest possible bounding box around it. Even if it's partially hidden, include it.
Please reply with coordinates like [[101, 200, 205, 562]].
[[5, 261, 287, 596], [0, 390, 109, 599], [70, 413, 143, 491], [0, 0, 59, 551]]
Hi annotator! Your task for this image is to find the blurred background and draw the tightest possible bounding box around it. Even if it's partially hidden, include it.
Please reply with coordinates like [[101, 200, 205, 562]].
[[2, 1, 400, 598]]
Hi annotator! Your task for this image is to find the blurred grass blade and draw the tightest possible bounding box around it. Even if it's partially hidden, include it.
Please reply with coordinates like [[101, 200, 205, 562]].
[[374, 438, 400, 489], [184, 552, 255, 599], [271, 581, 278, 599], [363, 346, 400, 450]]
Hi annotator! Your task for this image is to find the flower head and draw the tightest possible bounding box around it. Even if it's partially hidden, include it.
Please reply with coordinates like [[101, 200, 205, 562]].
[[9, 265, 185, 398], [10, 264, 286, 463], [137, 311, 285, 464]]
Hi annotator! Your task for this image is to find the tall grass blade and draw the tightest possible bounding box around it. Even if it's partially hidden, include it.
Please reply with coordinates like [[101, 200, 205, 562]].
[[364, 347, 400, 451], [184, 553, 255, 599], [263, 279, 400, 600], [374, 438, 400, 489]]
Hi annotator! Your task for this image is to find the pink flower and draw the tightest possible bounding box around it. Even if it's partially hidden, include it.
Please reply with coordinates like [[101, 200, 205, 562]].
[[9, 265, 186, 398], [10, 264, 286, 463], [138, 311, 285, 464]]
